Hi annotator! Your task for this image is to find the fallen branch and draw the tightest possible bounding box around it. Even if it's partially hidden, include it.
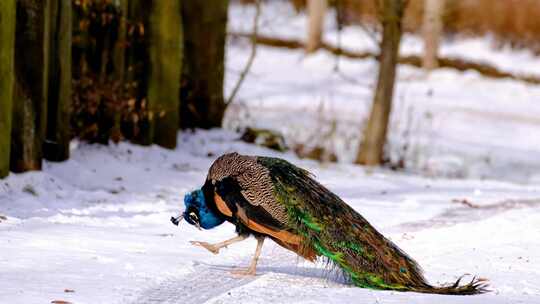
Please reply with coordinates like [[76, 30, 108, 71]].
[[228, 32, 540, 85]]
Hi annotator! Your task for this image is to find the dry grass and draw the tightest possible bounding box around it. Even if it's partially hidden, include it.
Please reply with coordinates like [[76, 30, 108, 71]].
[[445, 0, 540, 51], [249, 0, 540, 53]]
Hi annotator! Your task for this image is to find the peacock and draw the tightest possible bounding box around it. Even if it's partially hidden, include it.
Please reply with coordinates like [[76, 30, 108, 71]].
[[171, 152, 489, 294]]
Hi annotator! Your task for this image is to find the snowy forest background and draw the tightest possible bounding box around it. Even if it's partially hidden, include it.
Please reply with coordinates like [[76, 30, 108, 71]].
[[1, 0, 539, 303]]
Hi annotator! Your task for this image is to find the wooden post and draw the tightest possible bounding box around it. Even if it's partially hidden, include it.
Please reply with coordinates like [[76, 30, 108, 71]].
[[0, 0, 16, 178], [356, 0, 404, 166], [44, 0, 72, 161], [147, 0, 182, 149], [11, 0, 50, 172], [181, 0, 229, 129], [306, 0, 328, 53]]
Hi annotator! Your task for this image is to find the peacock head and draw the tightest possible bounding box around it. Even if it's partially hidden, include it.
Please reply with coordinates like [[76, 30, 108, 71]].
[[172, 188, 225, 230]]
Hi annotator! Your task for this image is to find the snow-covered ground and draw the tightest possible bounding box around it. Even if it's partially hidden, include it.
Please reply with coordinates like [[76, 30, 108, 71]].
[[2, 2, 540, 303], [1, 130, 539, 303], [225, 1, 540, 183]]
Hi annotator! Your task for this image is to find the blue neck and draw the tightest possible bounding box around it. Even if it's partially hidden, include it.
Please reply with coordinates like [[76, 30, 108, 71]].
[[184, 189, 224, 229]]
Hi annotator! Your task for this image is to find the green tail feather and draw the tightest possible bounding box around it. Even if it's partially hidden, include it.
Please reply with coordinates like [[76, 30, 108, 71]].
[[298, 209, 408, 291], [259, 156, 489, 295]]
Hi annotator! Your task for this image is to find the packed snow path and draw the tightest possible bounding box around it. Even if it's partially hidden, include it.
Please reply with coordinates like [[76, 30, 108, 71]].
[[1, 130, 539, 303]]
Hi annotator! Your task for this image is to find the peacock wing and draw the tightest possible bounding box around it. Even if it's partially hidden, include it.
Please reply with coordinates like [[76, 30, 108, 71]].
[[257, 156, 426, 288], [212, 169, 302, 247]]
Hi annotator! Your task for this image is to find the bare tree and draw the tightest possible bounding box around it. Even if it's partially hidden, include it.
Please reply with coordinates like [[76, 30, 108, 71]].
[[0, 0, 16, 178], [306, 0, 328, 53], [356, 0, 405, 166], [422, 0, 445, 70]]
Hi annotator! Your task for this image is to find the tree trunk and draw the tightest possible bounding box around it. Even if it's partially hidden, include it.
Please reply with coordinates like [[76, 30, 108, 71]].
[[147, 0, 182, 149], [113, 0, 128, 84], [44, 0, 71, 162], [11, 0, 50, 172], [356, 0, 404, 166], [422, 0, 445, 70], [125, 0, 151, 144], [180, 0, 228, 129], [0, 0, 16, 178], [305, 0, 327, 53], [126, 0, 147, 87]]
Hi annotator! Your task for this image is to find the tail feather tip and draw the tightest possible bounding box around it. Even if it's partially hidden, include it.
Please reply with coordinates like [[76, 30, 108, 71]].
[[427, 276, 490, 295]]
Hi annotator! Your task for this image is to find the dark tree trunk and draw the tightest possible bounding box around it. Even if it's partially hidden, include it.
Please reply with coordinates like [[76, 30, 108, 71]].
[[125, 0, 152, 145], [148, 0, 182, 149], [126, 0, 182, 147], [125, 0, 145, 87], [0, 0, 16, 178], [11, 0, 50, 172], [356, 0, 404, 165], [113, 0, 128, 84], [181, 0, 229, 129], [44, 0, 72, 162]]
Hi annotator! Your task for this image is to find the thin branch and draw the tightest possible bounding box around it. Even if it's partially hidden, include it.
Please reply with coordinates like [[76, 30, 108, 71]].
[[226, 0, 261, 106], [357, 22, 381, 49], [333, 0, 344, 72]]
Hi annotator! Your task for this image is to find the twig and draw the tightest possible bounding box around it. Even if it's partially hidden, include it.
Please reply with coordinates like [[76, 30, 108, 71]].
[[452, 198, 480, 209], [333, 0, 344, 72], [226, 0, 261, 105], [357, 22, 381, 49]]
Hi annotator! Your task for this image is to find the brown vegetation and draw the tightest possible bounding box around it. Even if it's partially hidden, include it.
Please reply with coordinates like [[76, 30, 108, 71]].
[[275, 0, 540, 53]]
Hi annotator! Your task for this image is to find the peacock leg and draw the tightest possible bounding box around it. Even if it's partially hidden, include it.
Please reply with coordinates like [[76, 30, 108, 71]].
[[190, 235, 248, 255], [232, 236, 265, 276]]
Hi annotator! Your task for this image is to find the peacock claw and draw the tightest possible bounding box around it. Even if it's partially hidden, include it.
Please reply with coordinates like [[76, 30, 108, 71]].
[[190, 241, 220, 255], [231, 267, 257, 277]]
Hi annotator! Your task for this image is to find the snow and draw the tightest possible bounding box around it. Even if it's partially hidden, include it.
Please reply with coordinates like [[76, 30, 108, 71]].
[[226, 1, 540, 183], [1, 130, 539, 303], [228, 1, 540, 77], [2, 2, 540, 303]]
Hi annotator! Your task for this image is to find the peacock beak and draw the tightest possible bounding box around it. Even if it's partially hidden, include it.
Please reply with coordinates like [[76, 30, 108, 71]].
[[170, 214, 183, 226]]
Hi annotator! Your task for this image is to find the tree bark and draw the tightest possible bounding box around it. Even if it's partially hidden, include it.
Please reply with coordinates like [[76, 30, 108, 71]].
[[11, 0, 50, 172], [422, 0, 445, 70], [305, 0, 327, 53], [356, 0, 404, 166], [180, 0, 229, 129], [147, 0, 182, 149], [113, 0, 128, 84], [126, 0, 147, 87], [125, 0, 151, 144], [0, 0, 16, 178], [44, 0, 71, 162]]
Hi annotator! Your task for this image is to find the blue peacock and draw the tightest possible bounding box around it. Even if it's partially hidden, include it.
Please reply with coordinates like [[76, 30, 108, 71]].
[[171, 152, 488, 294]]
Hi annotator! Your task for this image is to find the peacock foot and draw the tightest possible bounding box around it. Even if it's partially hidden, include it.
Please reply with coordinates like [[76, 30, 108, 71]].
[[190, 241, 220, 255], [231, 267, 257, 277]]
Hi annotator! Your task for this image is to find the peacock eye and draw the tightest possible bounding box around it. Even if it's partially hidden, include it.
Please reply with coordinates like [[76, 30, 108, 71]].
[[189, 212, 199, 223]]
